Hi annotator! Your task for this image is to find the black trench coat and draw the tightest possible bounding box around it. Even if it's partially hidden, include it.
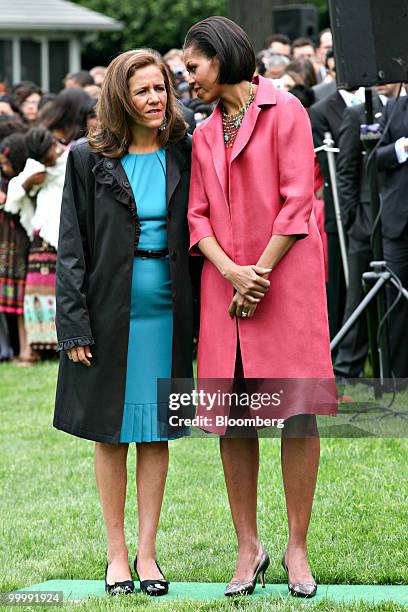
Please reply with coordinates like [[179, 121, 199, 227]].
[[53, 135, 195, 444]]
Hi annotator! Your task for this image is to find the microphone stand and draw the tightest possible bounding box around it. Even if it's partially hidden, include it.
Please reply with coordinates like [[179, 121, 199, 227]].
[[314, 136, 349, 287]]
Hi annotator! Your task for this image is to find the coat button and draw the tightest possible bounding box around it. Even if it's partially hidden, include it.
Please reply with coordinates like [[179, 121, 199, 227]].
[[105, 160, 114, 169], [123, 180, 130, 189], [171, 251, 177, 261]]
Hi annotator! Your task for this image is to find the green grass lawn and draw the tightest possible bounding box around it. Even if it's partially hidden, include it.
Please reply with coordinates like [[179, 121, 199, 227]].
[[0, 361, 407, 611]]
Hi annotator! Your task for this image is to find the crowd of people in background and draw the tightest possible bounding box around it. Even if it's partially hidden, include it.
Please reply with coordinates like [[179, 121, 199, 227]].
[[0, 80, 97, 364], [0, 27, 407, 380]]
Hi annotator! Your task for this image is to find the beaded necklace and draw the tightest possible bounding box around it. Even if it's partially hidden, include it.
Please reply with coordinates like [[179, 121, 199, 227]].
[[221, 83, 255, 148]]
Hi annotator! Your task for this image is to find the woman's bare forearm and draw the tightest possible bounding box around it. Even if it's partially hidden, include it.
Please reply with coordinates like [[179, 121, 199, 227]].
[[256, 234, 296, 275], [198, 235, 296, 278], [197, 236, 235, 278]]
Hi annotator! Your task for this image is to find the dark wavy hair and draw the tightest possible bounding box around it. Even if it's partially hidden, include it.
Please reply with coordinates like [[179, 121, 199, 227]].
[[0, 133, 28, 175], [11, 81, 42, 109], [184, 16, 256, 85], [88, 48, 187, 158], [39, 88, 91, 144], [0, 116, 27, 141]]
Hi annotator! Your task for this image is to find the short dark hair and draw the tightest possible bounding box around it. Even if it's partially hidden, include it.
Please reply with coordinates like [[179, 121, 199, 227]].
[[256, 51, 267, 76], [26, 127, 54, 161], [184, 16, 255, 85], [264, 33, 291, 48], [292, 37, 316, 51], [64, 70, 95, 87]]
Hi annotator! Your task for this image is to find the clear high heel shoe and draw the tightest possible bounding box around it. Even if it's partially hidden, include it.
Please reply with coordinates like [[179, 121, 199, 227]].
[[224, 545, 270, 597], [281, 549, 317, 598]]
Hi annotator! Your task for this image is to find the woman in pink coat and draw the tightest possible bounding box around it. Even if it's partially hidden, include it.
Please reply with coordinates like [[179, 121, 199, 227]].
[[184, 17, 337, 599]]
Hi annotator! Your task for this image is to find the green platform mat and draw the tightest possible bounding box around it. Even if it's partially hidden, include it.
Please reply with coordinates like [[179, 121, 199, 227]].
[[16, 580, 408, 605]]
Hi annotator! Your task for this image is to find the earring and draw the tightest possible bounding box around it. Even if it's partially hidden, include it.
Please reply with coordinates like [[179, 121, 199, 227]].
[[159, 118, 167, 132]]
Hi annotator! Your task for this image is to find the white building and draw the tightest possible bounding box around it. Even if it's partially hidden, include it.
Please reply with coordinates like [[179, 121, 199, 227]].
[[0, 0, 122, 92]]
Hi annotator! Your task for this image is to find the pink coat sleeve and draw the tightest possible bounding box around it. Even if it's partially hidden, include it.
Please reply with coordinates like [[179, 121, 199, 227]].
[[272, 95, 315, 238], [188, 129, 215, 254]]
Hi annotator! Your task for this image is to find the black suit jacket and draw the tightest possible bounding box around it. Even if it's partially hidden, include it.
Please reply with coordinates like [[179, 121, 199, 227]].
[[310, 91, 347, 233], [337, 97, 384, 240], [377, 96, 408, 239], [312, 79, 337, 104]]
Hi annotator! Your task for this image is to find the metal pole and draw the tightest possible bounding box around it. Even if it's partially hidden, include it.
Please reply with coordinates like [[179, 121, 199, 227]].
[[330, 272, 390, 351], [324, 131, 349, 288], [361, 88, 391, 380]]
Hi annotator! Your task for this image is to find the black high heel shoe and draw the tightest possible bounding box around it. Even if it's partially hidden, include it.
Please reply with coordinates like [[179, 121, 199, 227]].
[[224, 545, 270, 597], [281, 549, 317, 598], [133, 555, 169, 596], [104, 562, 134, 596]]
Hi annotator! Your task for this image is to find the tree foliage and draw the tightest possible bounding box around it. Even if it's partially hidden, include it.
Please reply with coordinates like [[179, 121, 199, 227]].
[[71, 0, 227, 66], [71, 0, 330, 67], [310, 0, 330, 29], [310, 0, 329, 13]]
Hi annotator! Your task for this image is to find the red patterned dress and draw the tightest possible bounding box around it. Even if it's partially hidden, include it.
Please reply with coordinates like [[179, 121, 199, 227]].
[[0, 178, 29, 315]]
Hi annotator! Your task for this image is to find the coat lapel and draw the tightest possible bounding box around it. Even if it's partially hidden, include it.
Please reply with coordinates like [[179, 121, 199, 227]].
[[230, 102, 262, 163], [327, 92, 346, 137], [200, 75, 277, 201], [232, 75, 277, 163], [201, 105, 228, 201]]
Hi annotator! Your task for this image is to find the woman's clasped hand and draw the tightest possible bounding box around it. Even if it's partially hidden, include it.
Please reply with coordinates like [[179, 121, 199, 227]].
[[224, 263, 271, 319]]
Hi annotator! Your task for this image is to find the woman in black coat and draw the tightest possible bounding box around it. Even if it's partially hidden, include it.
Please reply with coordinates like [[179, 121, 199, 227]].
[[54, 49, 194, 596]]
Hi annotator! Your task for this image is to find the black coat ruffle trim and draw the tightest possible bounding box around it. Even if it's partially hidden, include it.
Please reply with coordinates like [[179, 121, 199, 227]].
[[57, 336, 95, 352], [92, 157, 141, 244]]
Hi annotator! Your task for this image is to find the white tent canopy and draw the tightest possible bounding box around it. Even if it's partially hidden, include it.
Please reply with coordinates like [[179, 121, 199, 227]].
[[0, 0, 122, 91], [0, 0, 122, 31]]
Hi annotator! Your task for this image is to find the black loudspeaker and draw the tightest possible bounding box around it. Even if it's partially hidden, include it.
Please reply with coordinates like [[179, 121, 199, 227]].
[[272, 5, 318, 42], [329, 0, 408, 90]]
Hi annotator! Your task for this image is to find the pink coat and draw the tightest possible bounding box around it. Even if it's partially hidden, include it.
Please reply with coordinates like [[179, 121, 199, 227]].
[[188, 76, 336, 423]]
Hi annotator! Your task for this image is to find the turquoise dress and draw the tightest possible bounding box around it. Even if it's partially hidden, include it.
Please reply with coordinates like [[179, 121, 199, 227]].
[[119, 149, 173, 443]]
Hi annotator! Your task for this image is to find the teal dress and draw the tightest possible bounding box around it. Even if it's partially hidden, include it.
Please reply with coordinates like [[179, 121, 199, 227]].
[[119, 149, 173, 442]]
